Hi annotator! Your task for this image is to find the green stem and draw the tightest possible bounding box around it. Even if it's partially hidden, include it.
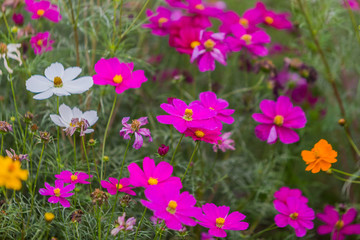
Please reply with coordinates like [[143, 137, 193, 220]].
[[68, 0, 80, 66], [344, 0, 360, 45], [22, 123, 28, 153], [73, 134, 77, 171], [0, 134, 3, 155], [82, 136, 92, 191], [332, 173, 360, 184], [181, 141, 200, 182], [331, 168, 360, 178], [101, 93, 118, 182], [170, 134, 184, 166], [344, 130, 360, 157], [57, 96, 61, 172], [9, 76, 23, 136], [2, 14, 14, 42], [251, 224, 277, 239], [134, 208, 147, 240], [32, 143, 45, 194], [1, 187, 8, 202]]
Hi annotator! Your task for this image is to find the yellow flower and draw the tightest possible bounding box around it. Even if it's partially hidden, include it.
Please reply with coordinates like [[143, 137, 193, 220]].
[[44, 212, 55, 223], [0, 156, 28, 190]]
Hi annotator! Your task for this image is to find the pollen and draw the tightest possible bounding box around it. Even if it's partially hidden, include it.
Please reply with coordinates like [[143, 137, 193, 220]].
[[0, 43, 7, 54], [183, 108, 193, 121], [131, 119, 141, 132], [71, 175, 78, 182], [113, 74, 123, 84], [37, 9, 45, 16], [158, 17, 168, 26], [190, 41, 201, 49], [148, 177, 158, 185], [53, 188, 61, 197], [53, 76, 63, 88], [204, 39, 216, 51], [166, 200, 177, 214], [195, 4, 205, 10], [239, 18, 249, 28], [335, 220, 344, 230], [37, 39, 43, 46], [116, 184, 123, 190], [273, 115, 284, 126], [195, 130, 205, 138], [241, 34, 252, 45], [216, 217, 225, 228], [289, 212, 299, 220], [265, 16, 274, 25]]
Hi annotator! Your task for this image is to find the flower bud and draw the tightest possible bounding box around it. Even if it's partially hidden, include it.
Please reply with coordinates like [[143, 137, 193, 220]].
[[338, 118, 346, 126], [157, 144, 169, 156], [44, 212, 55, 223]]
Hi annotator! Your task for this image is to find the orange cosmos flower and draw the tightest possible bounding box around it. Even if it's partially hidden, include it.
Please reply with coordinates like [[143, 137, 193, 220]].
[[301, 139, 337, 173]]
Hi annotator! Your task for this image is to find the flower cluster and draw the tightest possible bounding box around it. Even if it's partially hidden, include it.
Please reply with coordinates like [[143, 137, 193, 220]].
[[143, 1, 292, 71]]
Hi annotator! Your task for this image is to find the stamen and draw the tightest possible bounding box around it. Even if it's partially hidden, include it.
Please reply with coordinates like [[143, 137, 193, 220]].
[[53, 76, 63, 88], [273, 115, 284, 126], [190, 41, 201, 49], [113, 74, 123, 84], [37, 9, 45, 16], [335, 220, 344, 230], [241, 34, 252, 45], [183, 109, 193, 121], [265, 16, 274, 25], [116, 184, 123, 190], [53, 188, 61, 197], [166, 200, 177, 214], [148, 177, 158, 185], [216, 217, 225, 228], [158, 17, 168, 27], [195, 4, 205, 10], [131, 120, 141, 132], [239, 18, 249, 28], [37, 40, 43, 46], [289, 212, 299, 220], [195, 130, 205, 138], [71, 175, 78, 182], [204, 39, 216, 51]]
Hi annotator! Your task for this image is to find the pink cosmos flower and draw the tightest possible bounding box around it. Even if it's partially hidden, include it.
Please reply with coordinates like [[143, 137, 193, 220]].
[[252, 96, 307, 144], [30, 32, 54, 55], [256, 2, 293, 30], [169, 27, 203, 55], [156, 98, 219, 133], [274, 196, 315, 237], [140, 183, 200, 230], [274, 186, 308, 204], [143, 7, 181, 36], [191, 31, 228, 72], [227, 25, 271, 57], [201, 232, 215, 240], [111, 213, 136, 236], [219, 8, 263, 33], [317, 205, 360, 240], [186, 0, 223, 18], [212, 132, 235, 153], [165, 0, 188, 8], [54, 170, 92, 185], [25, 0, 62, 23], [93, 58, 147, 94], [39, 180, 75, 208], [127, 157, 182, 189], [193, 91, 235, 125], [184, 127, 222, 144], [343, 0, 360, 11], [195, 203, 249, 238], [101, 178, 136, 196], [119, 117, 152, 150]]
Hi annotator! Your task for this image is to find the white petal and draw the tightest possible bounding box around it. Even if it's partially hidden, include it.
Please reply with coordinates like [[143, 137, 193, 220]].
[[72, 107, 83, 119], [52, 87, 71, 97], [45, 62, 65, 81], [59, 104, 73, 124], [82, 110, 98, 126], [84, 129, 94, 134], [63, 67, 82, 82], [33, 89, 54, 100], [62, 76, 93, 94], [26, 75, 53, 92], [50, 114, 67, 127]]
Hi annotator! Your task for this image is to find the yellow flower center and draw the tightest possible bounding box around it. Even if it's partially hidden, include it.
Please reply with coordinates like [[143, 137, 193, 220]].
[[37, 40, 43, 46], [158, 17, 168, 26], [190, 41, 201, 49], [273, 115, 284, 126], [195, 130, 205, 138], [116, 184, 123, 190], [209, 107, 214, 110], [239, 18, 249, 28], [216, 217, 225, 228], [241, 34, 252, 45], [183, 108, 193, 121], [335, 220, 344, 230], [71, 175, 78, 181], [0, 43, 7, 54], [131, 119, 141, 131], [148, 177, 158, 185], [113, 74, 123, 84], [37, 9, 45, 16], [53, 77, 63, 88], [195, 4, 205, 10], [53, 188, 61, 197], [166, 200, 177, 214], [289, 212, 299, 220], [265, 16, 274, 25], [204, 39, 216, 51]]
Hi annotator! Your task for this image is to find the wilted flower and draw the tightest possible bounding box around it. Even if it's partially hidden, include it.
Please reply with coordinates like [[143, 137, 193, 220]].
[[39, 131, 51, 144], [119, 117, 152, 149], [0, 42, 22, 75], [70, 210, 84, 223], [5, 148, 29, 162], [30, 32, 54, 55], [24, 112, 34, 123], [0, 121, 13, 134], [111, 213, 136, 236], [90, 188, 108, 206]]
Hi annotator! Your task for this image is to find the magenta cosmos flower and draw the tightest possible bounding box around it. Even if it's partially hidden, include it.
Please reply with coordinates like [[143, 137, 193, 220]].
[[128, 157, 182, 189], [25, 0, 62, 23], [219, 7, 263, 33], [186, 0, 223, 18], [193, 91, 235, 125], [212, 132, 235, 153], [227, 25, 271, 57], [30, 32, 54, 55], [274, 186, 308, 204], [274, 196, 315, 237], [143, 7, 181, 36], [256, 2, 293, 30], [343, 0, 360, 11], [165, 0, 188, 8], [252, 96, 307, 144], [141, 183, 200, 230], [317, 205, 360, 240], [93, 58, 147, 94], [55, 170, 92, 185], [39, 180, 75, 208], [157, 98, 219, 133], [169, 27, 202, 55], [195, 203, 249, 238], [184, 127, 221, 144], [119, 117, 152, 150], [101, 178, 136, 196], [191, 31, 228, 72]]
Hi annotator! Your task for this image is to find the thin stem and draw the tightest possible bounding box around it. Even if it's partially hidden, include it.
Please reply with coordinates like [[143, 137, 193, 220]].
[[56, 96, 61, 171], [73, 134, 77, 171], [10, 76, 24, 139], [82, 136, 92, 191], [2, 14, 14, 42], [251, 224, 277, 239], [332, 174, 360, 184], [344, 0, 360, 45], [344, 129, 360, 157], [68, 0, 80, 66], [134, 208, 147, 240], [101, 93, 118, 181], [170, 134, 184, 166], [32, 143, 45, 194], [0, 134, 3, 155], [331, 168, 360, 178], [181, 141, 200, 182], [208, 71, 212, 92]]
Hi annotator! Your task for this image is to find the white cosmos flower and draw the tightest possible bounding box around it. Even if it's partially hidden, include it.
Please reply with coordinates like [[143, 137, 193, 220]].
[[50, 104, 98, 136], [26, 62, 93, 100], [0, 42, 22, 75]]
